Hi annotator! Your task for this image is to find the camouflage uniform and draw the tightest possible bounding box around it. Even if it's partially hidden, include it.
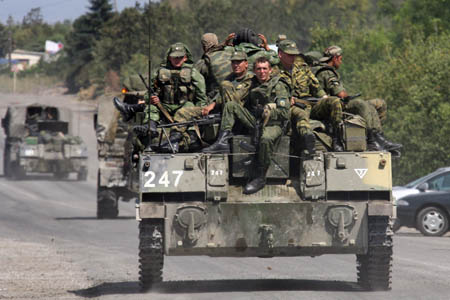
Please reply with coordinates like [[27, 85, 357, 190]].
[[144, 43, 207, 124], [234, 42, 280, 72], [313, 63, 381, 131], [220, 75, 290, 169], [194, 44, 235, 99]]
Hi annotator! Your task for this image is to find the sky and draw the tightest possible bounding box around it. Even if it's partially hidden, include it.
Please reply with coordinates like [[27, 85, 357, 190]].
[[0, 0, 147, 24]]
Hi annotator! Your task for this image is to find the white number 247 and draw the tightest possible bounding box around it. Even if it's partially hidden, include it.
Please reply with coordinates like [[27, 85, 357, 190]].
[[143, 170, 184, 188]]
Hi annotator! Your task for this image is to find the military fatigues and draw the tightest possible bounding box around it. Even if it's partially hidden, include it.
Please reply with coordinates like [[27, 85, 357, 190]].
[[171, 72, 254, 139], [194, 45, 235, 99], [220, 75, 290, 169], [314, 63, 382, 131], [143, 43, 207, 124], [234, 42, 280, 72]]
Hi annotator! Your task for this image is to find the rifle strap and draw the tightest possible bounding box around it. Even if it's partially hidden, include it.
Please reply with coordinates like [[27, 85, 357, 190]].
[[157, 102, 174, 123]]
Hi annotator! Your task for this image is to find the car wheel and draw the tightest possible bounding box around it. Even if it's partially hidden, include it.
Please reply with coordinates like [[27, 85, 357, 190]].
[[416, 207, 449, 237]]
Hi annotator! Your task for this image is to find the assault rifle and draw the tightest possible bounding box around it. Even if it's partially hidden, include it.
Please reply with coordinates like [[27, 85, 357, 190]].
[[342, 92, 361, 104], [157, 113, 221, 129]]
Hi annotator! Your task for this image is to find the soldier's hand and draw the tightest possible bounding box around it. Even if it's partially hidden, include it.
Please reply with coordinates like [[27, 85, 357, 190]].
[[202, 103, 216, 116], [138, 99, 146, 104], [150, 95, 160, 105], [258, 34, 269, 51], [224, 33, 235, 46], [290, 97, 295, 106]]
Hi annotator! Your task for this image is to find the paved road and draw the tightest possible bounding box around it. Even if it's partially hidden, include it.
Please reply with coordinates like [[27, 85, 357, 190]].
[[1, 93, 449, 299]]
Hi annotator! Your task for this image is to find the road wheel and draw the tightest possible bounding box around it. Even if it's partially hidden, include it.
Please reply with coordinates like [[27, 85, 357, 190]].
[[97, 189, 118, 219], [357, 216, 393, 291], [416, 207, 449, 237], [139, 219, 164, 290]]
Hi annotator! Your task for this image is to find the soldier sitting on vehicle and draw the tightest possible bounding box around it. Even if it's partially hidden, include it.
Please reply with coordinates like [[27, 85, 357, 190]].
[[203, 56, 290, 194], [113, 42, 207, 150], [194, 32, 236, 101], [157, 50, 254, 153], [314, 45, 402, 152]]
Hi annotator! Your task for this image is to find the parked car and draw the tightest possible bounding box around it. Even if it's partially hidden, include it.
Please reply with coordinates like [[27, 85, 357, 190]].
[[394, 191, 450, 236], [393, 167, 450, 200]]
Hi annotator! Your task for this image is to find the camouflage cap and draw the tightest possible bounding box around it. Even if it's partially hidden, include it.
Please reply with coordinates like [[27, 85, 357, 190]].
[[319, 45, 343, 62], [169, 42, 187, 57], [278, 39, 300, 55], [230, 50, 248, 61], [276, 34, 287, 46]]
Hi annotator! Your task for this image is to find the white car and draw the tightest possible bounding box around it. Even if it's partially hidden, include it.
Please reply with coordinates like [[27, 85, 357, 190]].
[[393, 167, 450, 200]]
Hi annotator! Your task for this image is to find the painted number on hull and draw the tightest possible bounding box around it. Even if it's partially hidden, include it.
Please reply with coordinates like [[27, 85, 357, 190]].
[[144, 170, 184, 188]]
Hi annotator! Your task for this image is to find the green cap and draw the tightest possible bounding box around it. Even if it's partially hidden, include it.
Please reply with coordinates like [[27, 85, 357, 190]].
[[319, 45, 342, 62], [278, 39, 300, 55], [169, 43, 187, 57], [230, 50, 247, 61]]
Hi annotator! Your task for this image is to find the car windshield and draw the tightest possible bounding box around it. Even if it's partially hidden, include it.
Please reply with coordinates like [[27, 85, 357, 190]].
[[405, 173, 435, 188]]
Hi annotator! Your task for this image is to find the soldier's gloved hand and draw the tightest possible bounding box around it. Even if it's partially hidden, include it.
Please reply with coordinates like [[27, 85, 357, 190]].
[[133, 125, 149, 136]]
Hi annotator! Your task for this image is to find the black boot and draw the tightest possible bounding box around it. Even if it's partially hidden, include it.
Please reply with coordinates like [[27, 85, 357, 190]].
[[187, 131, 202, 151], [113, 97, 145, 121], [159, 131, 183, 153], [372, 130, 402, 151], [331, 126, 344, 152], [202, 130, 232, 153], [366, 129, 382, 151], [243, 167, 267, 194], [303, 132, 316, 159], [133, 121, 158, 138]]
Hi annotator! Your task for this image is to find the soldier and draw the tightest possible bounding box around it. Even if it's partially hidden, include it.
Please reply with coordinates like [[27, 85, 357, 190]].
[[159, 50, 254, 152], [113, 42, 207, 146], [277, 39, 343, 154], [194, 33, 235, 100], [315, 45, 401, 151], [203, 56, 290, 194], [232, 28, 280, 70]]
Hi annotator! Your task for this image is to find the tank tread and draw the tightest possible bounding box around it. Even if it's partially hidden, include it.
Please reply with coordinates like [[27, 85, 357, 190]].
[[139, 219, 164, 290], [357, 216, 393, 291]]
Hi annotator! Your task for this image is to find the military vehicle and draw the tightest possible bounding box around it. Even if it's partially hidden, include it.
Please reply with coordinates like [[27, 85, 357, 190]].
[[95, 92, 138, 219], [134, 114, 395, 291], [2, 103, 88, 180]]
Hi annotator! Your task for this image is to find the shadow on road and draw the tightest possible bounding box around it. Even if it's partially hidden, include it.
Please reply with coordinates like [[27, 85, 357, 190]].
[[69, 279, 362, 297], [55, 216, 135, 221]]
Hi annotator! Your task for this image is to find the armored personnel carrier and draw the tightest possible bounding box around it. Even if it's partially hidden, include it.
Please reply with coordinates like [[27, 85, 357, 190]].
[[2, 103, 88, 180], [134, 115, 394, 291]]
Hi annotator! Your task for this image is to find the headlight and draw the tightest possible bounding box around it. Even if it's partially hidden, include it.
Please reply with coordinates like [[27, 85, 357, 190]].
[[397, 199, 410, 206], [20, 146, 38, 157]]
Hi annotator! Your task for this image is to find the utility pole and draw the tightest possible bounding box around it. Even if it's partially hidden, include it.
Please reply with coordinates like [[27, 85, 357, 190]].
[[113, 0, 118, 13], [8, 29, 12, 71]]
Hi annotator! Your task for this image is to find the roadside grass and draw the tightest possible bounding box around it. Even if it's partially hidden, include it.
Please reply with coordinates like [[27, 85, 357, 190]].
[[0, 74, 63, 94]]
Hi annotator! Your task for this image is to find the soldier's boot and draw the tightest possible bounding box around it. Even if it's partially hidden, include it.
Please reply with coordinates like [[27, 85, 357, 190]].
[[202, 130, 232, 153], [331, 126, 344, 152], [366, 129, 382, 151], [372, 130, 402, 151], [133, 121, 158, 138], [243, 166, 267, 195], [303, 132, 316, 159], [113, 97, 145, 121], [159, 131, 183, 153], [187, 131, 202, 151]]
